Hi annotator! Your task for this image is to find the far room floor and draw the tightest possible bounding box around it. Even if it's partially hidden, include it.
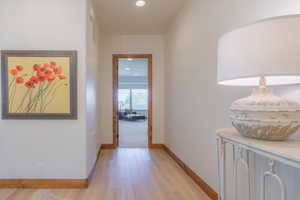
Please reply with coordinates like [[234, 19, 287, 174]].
[[119, 119, 148, 147]]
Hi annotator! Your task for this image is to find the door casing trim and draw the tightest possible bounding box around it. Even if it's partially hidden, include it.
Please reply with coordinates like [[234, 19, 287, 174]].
[[112, 54, 153, 148]]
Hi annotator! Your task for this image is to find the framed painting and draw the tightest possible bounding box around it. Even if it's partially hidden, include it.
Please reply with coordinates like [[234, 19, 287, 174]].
[[1, 50, 77, 119]]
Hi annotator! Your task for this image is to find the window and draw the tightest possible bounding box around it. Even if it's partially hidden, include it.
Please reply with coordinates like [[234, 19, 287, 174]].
[[118, 89, 130, 110], [118, 89, 148, 111], [132, 89, 148, 110]]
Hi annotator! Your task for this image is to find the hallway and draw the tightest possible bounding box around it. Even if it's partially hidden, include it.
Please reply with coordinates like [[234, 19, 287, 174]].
[[0, 149, 210, 200]]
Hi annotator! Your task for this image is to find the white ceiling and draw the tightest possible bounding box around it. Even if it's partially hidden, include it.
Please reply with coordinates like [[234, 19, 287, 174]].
[[118, 58, 148, 89], [93, 0, 185, 34], [119, 58, 148, 77]]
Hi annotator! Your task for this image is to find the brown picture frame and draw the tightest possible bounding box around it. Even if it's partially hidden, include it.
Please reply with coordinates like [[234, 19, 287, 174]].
[[1, 50, 77, 120]]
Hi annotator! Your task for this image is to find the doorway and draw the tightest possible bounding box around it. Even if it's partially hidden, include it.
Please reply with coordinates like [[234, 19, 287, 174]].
[[113, 54, 152, 148]]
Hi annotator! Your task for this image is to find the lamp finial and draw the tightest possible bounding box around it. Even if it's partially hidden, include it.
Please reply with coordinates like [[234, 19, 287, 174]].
[[259, 76, 267, 88]]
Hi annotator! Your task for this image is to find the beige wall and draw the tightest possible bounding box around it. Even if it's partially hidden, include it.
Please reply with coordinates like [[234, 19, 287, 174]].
[[165, 0, 300, 198], [98, 34, 165, 144]]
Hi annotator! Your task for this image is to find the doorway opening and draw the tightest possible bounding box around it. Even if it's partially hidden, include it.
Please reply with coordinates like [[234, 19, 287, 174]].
[[113, 54, 152, 148]]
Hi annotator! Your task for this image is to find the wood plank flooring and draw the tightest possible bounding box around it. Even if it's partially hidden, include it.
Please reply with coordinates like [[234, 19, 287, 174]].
[[0, 148, 211, 200]]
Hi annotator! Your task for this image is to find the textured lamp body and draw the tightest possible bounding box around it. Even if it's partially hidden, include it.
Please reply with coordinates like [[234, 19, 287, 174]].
[[230, 86, 300, 140], [218, 16, 300, 141]]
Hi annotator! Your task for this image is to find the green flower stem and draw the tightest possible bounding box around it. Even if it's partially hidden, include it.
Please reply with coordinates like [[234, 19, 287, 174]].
[[16, 89, 31, 113], [40, 82, 45, 112], [42, 83, 65, 112], [27, 82, 51, 112], [26, 88, 34, 113], [43, 81, 58, 100], [8, 77, 16, 89], [9, 83, 17, 112]]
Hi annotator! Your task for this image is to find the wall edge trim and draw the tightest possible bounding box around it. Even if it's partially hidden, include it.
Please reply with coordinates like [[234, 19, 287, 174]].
[[0, 179, 88, 189], [162, 145, 218, 200], [101, 144, 116, 149], [0, 144, 103, 189]]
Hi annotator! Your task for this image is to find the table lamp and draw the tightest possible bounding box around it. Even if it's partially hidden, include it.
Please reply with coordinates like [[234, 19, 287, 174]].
[[218, 15, 300, 141]]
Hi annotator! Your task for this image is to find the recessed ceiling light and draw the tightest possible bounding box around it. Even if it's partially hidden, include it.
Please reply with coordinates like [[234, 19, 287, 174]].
[[128, 58, 133, 61], [136, 0, 146, 7], [125, 67, 131, 71]]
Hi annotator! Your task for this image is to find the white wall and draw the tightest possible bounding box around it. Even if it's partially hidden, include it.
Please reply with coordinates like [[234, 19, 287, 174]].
[[0, 0, 89, 178], [86, 0, 101, 176], [99, 35, 165, 144], [165, 0, 300, 198]]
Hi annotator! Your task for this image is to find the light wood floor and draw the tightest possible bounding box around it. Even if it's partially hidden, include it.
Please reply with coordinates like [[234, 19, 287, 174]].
[[0, 148, 211, 200]]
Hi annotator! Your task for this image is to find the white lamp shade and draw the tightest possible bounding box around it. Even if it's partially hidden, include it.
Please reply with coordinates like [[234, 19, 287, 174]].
[[218, 16, 300, 86]]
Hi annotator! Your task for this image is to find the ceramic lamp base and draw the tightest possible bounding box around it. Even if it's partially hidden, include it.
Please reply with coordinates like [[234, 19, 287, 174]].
[[230, 82, 300, 141]]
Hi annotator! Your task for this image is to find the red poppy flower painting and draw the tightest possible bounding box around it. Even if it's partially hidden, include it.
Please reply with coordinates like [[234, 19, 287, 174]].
[[1, 50, 77, 119], [8, 61, 69, 113]]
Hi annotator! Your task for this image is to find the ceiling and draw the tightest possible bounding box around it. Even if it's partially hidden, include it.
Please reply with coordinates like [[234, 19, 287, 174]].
[[118, 58, 148, 89], [93, 0, 185, 35], [118, 58, 148, 77]]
